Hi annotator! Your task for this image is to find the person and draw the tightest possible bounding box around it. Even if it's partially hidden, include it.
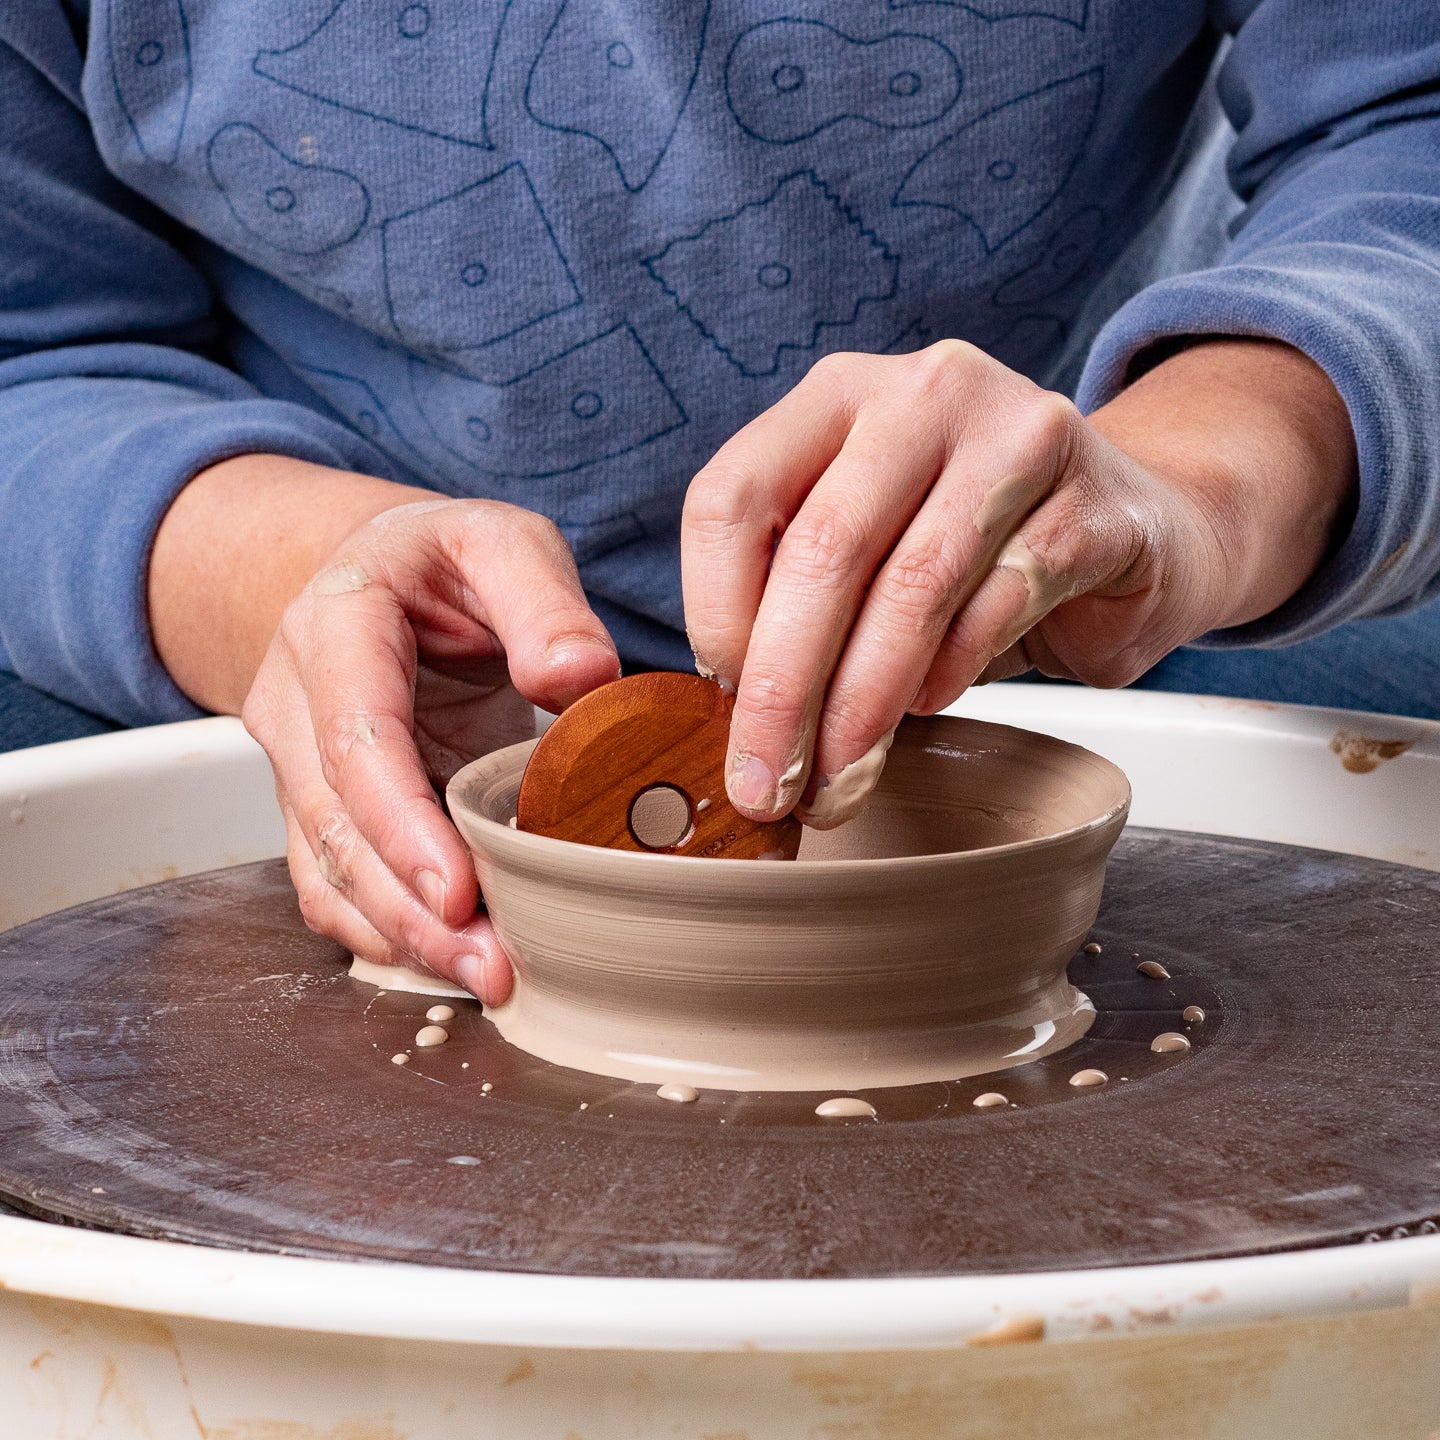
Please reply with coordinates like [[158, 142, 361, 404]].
[[2, 3, 1437, 1000]]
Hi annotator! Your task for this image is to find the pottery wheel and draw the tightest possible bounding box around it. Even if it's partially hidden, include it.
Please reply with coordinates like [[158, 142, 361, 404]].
[[0, 829, 1438, 1280]]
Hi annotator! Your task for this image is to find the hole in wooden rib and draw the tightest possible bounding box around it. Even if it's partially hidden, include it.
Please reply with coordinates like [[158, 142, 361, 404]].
[[628, 784, 695, 850]]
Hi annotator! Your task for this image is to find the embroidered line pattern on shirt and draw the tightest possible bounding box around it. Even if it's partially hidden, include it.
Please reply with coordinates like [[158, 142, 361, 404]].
[[107, 0, 193, 163], [991, 206, 1104, 306], [894, 67, 1104, 253], [253, 0, 512, 150], [644, 170, 900, 377], [381, 163, 582, 353], [292, 362, 429, 472], [207, 123, 371, 255], [887, 0, 1090, 31], [409, 323, 687, 477], [724, 18, 962, 145], [525, 0, 712, 193]]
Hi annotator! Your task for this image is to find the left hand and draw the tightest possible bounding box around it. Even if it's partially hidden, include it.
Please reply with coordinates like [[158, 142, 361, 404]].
[[681, 338, 1355, 826]]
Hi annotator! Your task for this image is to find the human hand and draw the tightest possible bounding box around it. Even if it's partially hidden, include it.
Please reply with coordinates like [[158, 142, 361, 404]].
[[241, 498, 620, 1001], [682, 338, 1355, 827]]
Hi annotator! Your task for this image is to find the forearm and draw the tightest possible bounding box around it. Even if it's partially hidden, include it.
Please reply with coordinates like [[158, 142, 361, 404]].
[[1088, 338, 1358, 632], [148, 455, 434, 714]]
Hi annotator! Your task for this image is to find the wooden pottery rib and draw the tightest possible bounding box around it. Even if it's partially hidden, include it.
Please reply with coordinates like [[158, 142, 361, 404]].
[[516, 672, 801, 860]]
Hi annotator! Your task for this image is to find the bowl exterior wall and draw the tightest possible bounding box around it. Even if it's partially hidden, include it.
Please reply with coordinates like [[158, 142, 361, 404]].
[[449, 718, 1129, 1090]]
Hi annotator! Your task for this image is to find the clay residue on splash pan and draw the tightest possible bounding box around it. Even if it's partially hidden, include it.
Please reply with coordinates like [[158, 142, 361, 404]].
[[966, 1313, 1046, 1347], [1151, 1031, 1191, 1054], [447, 715, 1130, 1093], [348, 956, 470, 999], [815, 1096, 877, 1119], [1330, 730, 1416, 775], [795, 729, 896, 831]]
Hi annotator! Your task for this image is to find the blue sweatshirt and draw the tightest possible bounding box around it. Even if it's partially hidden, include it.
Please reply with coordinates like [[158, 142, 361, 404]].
[[2, 2, 1438, 726]]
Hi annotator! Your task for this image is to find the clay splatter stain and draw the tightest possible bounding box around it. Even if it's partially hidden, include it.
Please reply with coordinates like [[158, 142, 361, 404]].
[[967, 1313, 1046, 1346], [815, 1097, 877, 1119], [1330, 730, 1416, 775], [1151, 1032, 1191, 1054]]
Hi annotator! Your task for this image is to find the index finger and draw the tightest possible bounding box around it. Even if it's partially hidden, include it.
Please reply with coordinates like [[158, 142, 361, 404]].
[[681, 357, 859, 689]]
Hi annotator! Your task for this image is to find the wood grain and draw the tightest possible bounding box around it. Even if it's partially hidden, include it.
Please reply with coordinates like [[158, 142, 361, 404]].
[[516, 672, 802, 859]]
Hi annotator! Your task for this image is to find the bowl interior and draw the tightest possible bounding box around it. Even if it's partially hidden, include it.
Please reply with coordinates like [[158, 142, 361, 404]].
[[451, 715, 1128, 866], [798, 719, 1124, 860]]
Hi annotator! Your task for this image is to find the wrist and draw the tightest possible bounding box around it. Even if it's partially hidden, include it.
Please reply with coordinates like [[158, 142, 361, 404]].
[[149, 454, 434, 714], [1088, 338, 1358, 631]]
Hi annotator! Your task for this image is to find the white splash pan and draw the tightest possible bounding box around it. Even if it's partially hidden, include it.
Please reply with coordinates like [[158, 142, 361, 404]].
[[1, 688, 1438, 1439]]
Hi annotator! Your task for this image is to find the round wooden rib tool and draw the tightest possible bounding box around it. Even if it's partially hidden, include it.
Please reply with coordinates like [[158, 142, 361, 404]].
[[516, 672, 802, 860]]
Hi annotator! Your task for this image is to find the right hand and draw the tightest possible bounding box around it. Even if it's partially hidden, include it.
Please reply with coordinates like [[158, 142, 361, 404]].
[[241, 498, 621, 1002]]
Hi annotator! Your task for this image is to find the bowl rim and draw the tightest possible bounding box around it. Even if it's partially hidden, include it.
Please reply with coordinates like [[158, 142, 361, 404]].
[[446, 716, 1133, 880]]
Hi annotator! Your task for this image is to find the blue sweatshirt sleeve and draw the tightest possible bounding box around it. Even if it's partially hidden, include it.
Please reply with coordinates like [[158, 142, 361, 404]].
[[0, 11, 395, 726], [1075, 3, 1440, 648]]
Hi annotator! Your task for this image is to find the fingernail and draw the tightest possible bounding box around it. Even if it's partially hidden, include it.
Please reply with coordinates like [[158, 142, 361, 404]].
[[909, 685, 931, 715], [456, 953, 494, 1006], [545, 634, 617, 664], [415, 868, 447, 919], [728, 754, 777, 814]]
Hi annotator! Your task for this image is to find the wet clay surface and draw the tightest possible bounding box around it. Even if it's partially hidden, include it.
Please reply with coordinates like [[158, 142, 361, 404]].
[[452, 716, 1128, 1090], [0, 831, 1438, 1279]]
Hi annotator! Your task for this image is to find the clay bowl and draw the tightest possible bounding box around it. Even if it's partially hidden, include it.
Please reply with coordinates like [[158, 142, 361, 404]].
[[446, 715, 1130, 1092]]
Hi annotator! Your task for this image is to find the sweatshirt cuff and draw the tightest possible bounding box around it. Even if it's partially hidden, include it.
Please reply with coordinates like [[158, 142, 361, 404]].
[[0, 361, 396, 726], [1075, 251, 1440, 649]]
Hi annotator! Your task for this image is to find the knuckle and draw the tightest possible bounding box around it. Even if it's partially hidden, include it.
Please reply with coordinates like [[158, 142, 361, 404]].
[[316, 724, 368, 801], [908, 338, 978, 396], [389, 914, 443, 968], [477, 500, 563, 553], [820, 688, 895, 763], [1017, 392, 1082, 466], [240, 688, 276, 749], [808, 350, 853, 382], [938, 604, 989, 671], [685, 457, 764, 536], [1084, 654, 1137, 690], [1013, 513, 1076, 581], [516, 507, 564, 546], [314, 810, 357, 895], [276, 599, 313, 657], [736, 663, 806, 733], [874, 533, 962, 625], [295, 877, 333, 930], [805, 350, 872, 403], [780, 504, 868, 585]]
